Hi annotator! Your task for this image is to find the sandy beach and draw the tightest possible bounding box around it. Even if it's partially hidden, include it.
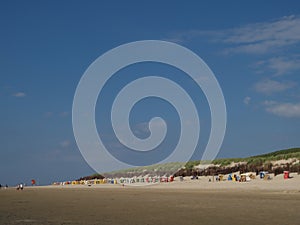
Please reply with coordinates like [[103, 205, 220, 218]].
[[1, 174, 300, 225]]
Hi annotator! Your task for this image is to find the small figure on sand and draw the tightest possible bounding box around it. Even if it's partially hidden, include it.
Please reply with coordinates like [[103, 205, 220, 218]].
[[31, 179, 36, 186], [16, 183, 24, 190]]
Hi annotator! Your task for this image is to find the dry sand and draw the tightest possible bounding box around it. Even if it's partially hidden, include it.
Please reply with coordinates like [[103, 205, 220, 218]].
[[1, 174, 300, 225]]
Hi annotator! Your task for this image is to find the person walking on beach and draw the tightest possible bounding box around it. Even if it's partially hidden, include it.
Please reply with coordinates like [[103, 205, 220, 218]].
[[17, 183, 24, 190]]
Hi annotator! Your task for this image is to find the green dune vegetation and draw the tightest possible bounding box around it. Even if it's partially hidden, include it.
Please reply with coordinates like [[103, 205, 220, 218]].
[[79, 148, 300, 180], [186, 147, 300, 169], [180, 147, 300, 177]]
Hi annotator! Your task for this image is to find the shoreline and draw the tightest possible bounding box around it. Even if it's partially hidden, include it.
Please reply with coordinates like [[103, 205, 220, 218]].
[[12, 173, 300, 192]]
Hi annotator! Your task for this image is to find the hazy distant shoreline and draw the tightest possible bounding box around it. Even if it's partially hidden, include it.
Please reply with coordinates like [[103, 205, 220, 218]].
[[19, 172, 300, 192]]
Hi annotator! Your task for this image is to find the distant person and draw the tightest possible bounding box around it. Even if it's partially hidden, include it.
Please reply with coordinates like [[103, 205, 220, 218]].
[[16, 183, 24, 190], [5, 184, 8, 189], [31, 179, 36, 186], [0, 184, 2, 189]]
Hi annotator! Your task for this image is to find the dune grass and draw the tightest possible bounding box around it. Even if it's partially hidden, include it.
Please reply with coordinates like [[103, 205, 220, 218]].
[[84, 148, 300, 178]]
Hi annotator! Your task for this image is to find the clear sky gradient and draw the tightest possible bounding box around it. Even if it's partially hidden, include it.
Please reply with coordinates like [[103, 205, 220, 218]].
[[1, 1, 300, 185]]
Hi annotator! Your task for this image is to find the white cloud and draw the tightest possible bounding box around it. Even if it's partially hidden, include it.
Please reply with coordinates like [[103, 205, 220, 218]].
[[267, 57, 300, 75], [256, 56, 300, 76], [12, 92, 26, 97], [223, 15, 300, 54], [243, 96, 251, 105], [254, 79, 296, 95], [263, 101, 300, 118], [166, 15, 300, 54], [60, 140, 70, 148]]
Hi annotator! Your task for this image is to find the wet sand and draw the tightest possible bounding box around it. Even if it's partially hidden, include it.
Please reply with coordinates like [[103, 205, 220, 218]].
[[1, 182, 300, 225]]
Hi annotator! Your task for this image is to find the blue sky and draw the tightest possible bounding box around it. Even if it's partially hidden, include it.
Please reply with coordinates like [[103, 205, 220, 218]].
[[1, 1, 300, 185]]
